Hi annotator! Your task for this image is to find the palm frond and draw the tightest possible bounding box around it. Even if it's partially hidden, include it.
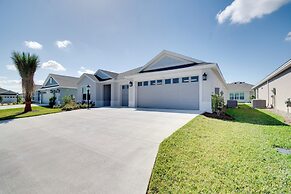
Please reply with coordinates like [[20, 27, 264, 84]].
[[11, 51, 40, 112]]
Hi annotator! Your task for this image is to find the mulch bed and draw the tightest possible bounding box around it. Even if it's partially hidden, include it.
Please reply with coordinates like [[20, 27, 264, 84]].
[[202, 112, 234, 121]]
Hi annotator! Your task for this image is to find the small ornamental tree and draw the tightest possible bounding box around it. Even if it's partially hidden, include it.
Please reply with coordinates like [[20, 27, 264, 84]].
[[211, 91, 225, 115], [0, 96, 3, 104]]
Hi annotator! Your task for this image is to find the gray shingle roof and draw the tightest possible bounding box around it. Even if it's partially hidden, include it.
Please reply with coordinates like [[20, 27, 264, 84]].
[[45, 74, 79, 88], [84, 73, 99, 81], [0, 87, 18, 95], [116, 66, 143, 79]]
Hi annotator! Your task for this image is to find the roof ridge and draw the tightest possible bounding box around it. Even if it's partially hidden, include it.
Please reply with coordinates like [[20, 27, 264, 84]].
[[49, 73, 79, 79]]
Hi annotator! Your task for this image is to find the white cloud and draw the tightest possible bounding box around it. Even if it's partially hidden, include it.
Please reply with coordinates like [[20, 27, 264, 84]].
[[285, 32, 291, 41], [35, 80, 44, 85], [6, 64, 17, 71], [56, 40, 72, 48], [77, 66, 95, 75], [41, 60, 66, 71], [24, 41, 43, 49], [217, 0, 291, 24], [0, 76, 21, 92]]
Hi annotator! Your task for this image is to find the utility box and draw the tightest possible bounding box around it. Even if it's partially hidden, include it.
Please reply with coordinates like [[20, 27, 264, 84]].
[[252, 99, 266, 109], [227, 100, 238, 108]]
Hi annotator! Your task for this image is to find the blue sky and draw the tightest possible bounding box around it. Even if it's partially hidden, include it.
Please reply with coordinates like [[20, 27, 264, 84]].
[[0, 0, 290, 92]]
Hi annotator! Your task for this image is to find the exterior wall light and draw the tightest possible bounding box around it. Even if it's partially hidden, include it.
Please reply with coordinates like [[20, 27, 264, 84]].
[[129, 81, 133, 87], [202, 73, 207, 81]]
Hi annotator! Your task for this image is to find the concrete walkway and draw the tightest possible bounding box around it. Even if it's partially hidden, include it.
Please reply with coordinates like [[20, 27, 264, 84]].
[[0, 108, 199, 194], [0, 104, 40, 110]]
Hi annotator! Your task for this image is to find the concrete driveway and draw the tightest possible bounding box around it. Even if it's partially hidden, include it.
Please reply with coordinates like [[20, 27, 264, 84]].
[[0, 108, 199, 194]]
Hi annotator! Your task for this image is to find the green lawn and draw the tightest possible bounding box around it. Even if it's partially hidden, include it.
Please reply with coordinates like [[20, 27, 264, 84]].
[[148, 105, 291, 193], [0, 106, 62, 121]]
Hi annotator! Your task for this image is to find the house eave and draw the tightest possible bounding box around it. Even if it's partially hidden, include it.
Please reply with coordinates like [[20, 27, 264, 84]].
[[252, 59, 291, 89]]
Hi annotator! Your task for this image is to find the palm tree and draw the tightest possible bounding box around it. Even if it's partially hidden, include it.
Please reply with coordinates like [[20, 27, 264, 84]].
[[11, 52, 39, 112]]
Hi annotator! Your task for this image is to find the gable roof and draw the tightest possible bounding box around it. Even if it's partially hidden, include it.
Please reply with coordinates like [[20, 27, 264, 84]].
[[139, 50, 205, 73], [116, 66, 143, 79], [253, 59, 291, 89], [227, 82, 254, 91], [42, 74, 79, 89], [0, 87, 18, 95], [94, 69, 118, 81]]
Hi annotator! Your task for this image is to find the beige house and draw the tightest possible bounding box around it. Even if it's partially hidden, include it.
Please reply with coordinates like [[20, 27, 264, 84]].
[[227, 82, 254, 103], [253, 59, 291, 113]]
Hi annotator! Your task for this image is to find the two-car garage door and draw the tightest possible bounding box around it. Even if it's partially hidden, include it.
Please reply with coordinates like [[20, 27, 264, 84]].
[[137, 77, 199, 110]]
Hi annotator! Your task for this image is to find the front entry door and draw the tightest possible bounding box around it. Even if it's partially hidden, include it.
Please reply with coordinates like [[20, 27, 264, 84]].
[[121, 85, 129, 106], [103, 84, 111, 106]]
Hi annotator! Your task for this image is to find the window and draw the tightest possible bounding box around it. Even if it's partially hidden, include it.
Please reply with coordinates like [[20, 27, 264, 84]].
[[229, 93, 234, 100], [157, 80, 162, 85], [143, 81, 148, 86], [165, 79, 171, 84], [182, 77, 189, 83], [235, 93, 239, 100], [122, 85, 129, 89], [173, 78, 179, 84], [240, 92, 244, 100], [138, 82, 142, 86], [49, 77, 53, 84], [191, 76, 199, 82], [82, 87, 90, 101], [215, 88, 220, 95], [150, 80, 156, 85]]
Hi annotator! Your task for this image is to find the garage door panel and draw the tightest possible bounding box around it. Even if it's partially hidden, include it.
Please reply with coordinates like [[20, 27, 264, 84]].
[[137, 82, 199, 110]]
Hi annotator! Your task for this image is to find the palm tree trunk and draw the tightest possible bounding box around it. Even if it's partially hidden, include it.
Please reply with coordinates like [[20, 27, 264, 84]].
[[23, 78, 33, 113], [24, 101, 32, 112]]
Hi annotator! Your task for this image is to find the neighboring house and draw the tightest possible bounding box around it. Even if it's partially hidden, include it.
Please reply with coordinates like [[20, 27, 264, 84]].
[[0, 87, 18, 103], [77, 50, 227, 112], [37, 74, 79, 104], [227, 82, 254, 103], [253, 59, 291, 112], [32, 84, 42, 103]]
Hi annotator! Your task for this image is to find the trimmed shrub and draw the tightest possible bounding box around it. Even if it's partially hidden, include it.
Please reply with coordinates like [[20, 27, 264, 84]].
[[49, 96, 56, 108], [211, 91, 225, 115]]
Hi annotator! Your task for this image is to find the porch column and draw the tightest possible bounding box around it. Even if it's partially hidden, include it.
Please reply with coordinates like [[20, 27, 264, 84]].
[[128, 80, 137, 108]]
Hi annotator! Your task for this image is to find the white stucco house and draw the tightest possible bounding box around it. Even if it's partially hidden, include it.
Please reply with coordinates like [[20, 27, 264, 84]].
[[38, 74, 79, 105], [77, 50, 227, 112], [253, 59, 291, 113], [226, 82, 254, 103]]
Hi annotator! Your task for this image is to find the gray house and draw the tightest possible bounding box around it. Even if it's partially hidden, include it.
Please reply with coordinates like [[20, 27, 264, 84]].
[[37, 74, 79, 105], [0, 88, 18, 103], [253, 59, 291, 112]]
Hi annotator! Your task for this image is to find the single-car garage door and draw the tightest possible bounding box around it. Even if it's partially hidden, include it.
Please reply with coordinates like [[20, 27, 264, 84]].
[[137, 76, 199, 110]]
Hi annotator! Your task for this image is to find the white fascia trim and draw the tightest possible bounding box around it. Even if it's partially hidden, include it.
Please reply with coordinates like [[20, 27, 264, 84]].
[[38, 86, 77, 91], [77, 73, 97, 84], [42, 74, 60, 88], [139, 50, 203, 72], [212, 63, 227, 88], [126, 63, 216, 80], [252, 59, 291, 89]]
